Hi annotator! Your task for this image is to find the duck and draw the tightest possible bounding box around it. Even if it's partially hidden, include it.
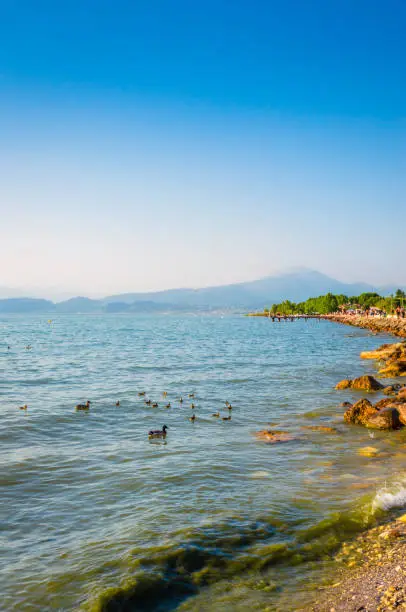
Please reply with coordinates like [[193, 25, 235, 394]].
[[116, 400, 120, 407], [189, 393, 195, 398], [212, 411, 220, 418], [165, 402, 171, 408], [225, 401, 230, 407], [152, 402, 159, 408], [190, 403, 195, 409], [148, 425, 168, 439], [222, 415, 231, 421], [19, 404, 28, 410], [138, 392, 146, 397], [76, 400, 91, 411], [227, 404, 233, 411], [189, 414, 196, 422], [145, 399, 152, 405], [179, 397, 183, 404]]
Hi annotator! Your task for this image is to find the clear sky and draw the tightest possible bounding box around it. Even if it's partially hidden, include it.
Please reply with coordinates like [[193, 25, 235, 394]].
[[1, 0, 405, 298]]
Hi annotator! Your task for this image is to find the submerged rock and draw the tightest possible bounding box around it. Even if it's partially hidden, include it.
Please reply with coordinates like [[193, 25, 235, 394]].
[[383, 384, 402, 396], [301, 425, 338, 434], [358, 446, 380, 457], [344, 398, 378, 425], [254, 430, 295, 443]]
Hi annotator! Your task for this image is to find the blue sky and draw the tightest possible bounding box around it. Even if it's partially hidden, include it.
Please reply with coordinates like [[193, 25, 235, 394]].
[[1, 0, 405, 297]]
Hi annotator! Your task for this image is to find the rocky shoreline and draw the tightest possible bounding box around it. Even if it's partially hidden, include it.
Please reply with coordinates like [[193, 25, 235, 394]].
[[307, 515, 406, 611], [304, 323, 406, 610], [323, 314, 406, 338]]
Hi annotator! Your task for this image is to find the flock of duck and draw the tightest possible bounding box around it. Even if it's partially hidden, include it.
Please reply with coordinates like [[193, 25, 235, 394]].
[[18, 392, 234, 440], [144, 394, 234, 438]]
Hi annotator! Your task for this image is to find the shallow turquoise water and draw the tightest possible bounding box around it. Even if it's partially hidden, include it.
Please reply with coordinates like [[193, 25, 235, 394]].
[[1, 314, 405, 611]]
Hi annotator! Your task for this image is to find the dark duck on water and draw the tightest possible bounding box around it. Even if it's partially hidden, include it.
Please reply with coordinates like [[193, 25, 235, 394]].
[[148, 425, 168, 439], [76, 400, 91, 411]]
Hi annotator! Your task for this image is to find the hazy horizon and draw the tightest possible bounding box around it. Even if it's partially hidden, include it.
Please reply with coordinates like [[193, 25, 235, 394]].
[[1, 1, 405, 296]]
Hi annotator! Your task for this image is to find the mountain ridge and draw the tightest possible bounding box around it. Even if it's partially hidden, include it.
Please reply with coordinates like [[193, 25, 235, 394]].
[[0, 270, 404, 313]]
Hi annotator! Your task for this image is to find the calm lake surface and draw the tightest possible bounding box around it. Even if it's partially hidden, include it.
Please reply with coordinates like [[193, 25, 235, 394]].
[[1, 314, 406, 611]]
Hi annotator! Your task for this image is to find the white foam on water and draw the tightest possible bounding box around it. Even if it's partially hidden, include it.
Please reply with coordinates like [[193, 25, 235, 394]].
[[373, 481, 406, 511]]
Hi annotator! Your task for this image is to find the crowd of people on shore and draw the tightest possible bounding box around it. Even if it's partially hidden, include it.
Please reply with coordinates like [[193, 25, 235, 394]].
[[337, 305, 406, 319]]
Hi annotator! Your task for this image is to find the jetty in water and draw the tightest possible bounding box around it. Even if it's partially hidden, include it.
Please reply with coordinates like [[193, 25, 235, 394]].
[[247, 313, 319, 322]]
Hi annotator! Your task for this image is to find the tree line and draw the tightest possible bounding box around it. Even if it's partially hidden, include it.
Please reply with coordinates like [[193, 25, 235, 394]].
[[264, 289, 406, 316]]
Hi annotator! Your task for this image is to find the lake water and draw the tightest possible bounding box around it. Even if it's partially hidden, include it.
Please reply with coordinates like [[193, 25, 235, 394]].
[[1, 314, 406, 611]]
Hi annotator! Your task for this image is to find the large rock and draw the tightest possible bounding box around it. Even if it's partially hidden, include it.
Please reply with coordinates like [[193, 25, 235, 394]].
[[351, 375, 384, 391], [335, 379, 352, 390], [398, 405, 406, 426], [344, 398, 378, 426], [335, 375, 383, 392], [366, 407, 402, 430], [375, 397, 398, 410], [360, 343, 400, 360], [360, 343, 406, 377], [379, 358, 406, 378]]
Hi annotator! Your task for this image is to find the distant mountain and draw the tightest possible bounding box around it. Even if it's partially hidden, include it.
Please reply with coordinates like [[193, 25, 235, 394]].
[[55, 297, 103, 313], [0, 298, 55, 313], [0, 270, 404, 314], [103, 270, 377, 309]]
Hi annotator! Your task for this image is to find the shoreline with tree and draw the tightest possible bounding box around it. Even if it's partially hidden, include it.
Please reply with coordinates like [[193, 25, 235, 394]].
[[248, 290, 406, 336]]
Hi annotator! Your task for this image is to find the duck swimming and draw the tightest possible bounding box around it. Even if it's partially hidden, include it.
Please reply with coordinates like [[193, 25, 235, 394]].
[[148, 425, 168, 439], [165, 402, 171, 408], [222, 415, 231, 421], [138, 392, 146, 396], [19, 404, 28, 410], [189, 414, 196, 422], [190, 403, 195, 409], [179, 397, 183, 403], [152, 402, 159, 408], [76, 400, 91, 411], [189, 393, 195, 398], [212, 412, 220, 418], [145, 399, 152, 405], [116, 400, 120, 407]]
